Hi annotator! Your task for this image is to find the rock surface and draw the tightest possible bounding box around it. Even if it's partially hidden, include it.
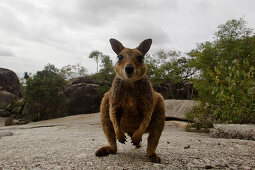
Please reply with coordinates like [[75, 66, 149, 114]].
[[0, 90, 16, 109], [164, 99, 198, 120], [64, 83, 101, 114], [0, 117, 6, 127], [153, 81, 197, 100], [153, 85, 171, 99], [0, 131, 13, 137], [64, 76, 111, 115], [68, 76, 110, 86], [0, 113, 254, 169], [210, 124, 255, 141], [0, 68, 22, 99]]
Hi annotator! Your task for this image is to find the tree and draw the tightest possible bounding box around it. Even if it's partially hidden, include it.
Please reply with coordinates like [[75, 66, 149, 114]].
[[24, 72, 30, 80], [89, 50, 115, 81], [60, 64, 87, 80], [98, 55, 115, 81], [187, 18, 255, 125], [146, 50, 196, 85], [145, 50, 197, 98], [89, 50, 104, 73], [88, 51, 115, 98], [24, 64, 67, 121]]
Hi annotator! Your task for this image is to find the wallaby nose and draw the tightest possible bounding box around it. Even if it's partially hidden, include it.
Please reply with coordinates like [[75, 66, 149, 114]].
[[125, 64, 134, 75]]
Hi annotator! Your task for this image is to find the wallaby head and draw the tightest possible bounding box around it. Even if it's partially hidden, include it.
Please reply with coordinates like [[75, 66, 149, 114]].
[[109, 38, 152, 81]]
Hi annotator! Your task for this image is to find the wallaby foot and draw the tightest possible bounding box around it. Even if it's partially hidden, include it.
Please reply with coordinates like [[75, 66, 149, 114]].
[[95, 146, 117, 157], [148, 153, 161, 163]]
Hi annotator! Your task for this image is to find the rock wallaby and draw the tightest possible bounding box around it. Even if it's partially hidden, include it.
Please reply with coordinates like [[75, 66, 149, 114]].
[[95, 38, 165, 163]]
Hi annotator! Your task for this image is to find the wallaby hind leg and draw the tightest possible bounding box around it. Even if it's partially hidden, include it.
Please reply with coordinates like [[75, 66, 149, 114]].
[[146, 94, 165, 163], [95, 93, 117, 156]]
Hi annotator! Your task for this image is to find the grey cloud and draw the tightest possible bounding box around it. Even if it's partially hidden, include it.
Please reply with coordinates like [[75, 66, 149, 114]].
[[0, 0, 175, 51], [0, 2, 77, 54], [0, 0, 255, 76], [0, 48, 14, 57], [0, 4, 26, 37], [117, 20, 170, 48], [53, 0, 177, 27]]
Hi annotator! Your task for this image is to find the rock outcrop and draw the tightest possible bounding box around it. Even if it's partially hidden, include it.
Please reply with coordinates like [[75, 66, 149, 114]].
[[0, 90, 16, 109], [68, 76, 110, 86], [64, 77, 109, 114], [0, 68, 24, 123], [0, 68, 23, 99], [153, 85, 172, 99], [0, 98, 25, 118], [0, 131, 13, 137], [153, 81, 197, 100], [164, 99, 198, 120], [209, 124, 255, 141]]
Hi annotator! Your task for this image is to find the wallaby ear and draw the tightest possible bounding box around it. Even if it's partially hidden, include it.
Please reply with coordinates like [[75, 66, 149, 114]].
[[137, 39, 152, 55], [109, 38, 124, 55]]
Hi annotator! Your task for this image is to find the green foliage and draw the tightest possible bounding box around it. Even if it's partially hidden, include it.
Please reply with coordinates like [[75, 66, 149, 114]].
[[60, 63, 87, 80], [146, 50, 196, 85], [24, 64, 67, 121], [146, 50, 197, 99], [89, 51, 115, 83], [187, 18, 255, 126], [97, 55, 115, 82], [89, 50, 104, 73], [185, 106, 214, 132]]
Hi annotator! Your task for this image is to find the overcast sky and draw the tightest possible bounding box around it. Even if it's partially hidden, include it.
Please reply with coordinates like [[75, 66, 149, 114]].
[[0, 0, 255, 77]]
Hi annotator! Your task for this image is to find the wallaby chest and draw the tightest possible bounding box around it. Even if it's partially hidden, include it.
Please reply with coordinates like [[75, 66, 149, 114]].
[[110, 77, 154, 132]]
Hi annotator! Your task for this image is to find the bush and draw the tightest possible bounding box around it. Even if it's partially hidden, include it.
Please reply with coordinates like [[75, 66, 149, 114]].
[[24, 64, 67, 121], [187, 18, 255, 127]]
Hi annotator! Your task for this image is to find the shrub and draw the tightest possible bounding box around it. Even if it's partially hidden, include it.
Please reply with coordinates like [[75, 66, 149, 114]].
[[24, 64, 67, 121], [187, 18, 255, 127]]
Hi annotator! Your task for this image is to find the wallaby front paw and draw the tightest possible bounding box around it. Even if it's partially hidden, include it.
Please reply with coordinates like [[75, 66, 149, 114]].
[[116, 131, 126, 144], [131, 131, 142, 146]]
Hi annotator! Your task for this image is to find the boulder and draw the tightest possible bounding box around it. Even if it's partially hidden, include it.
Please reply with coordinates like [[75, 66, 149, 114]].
[[0, 117, 6, 127], [209, 124, 255, 141], [11, 98, 25, 115], [0, 109, 3, 115], [64, 76, 111, 115], [175, 81, 197, 100], [153, 85, 172, 99], [4, 116, 15, 126], [0, 131, 13, 137], [164, 99, 198, 120], [0, 68, 23, 98], [0, 90, 16, 109], [68, 76, 111, 86], [0, 110, 11, 117], [64, 83, 101, 114], [153, 81, 197, 100], [183, 81, 197, 100]]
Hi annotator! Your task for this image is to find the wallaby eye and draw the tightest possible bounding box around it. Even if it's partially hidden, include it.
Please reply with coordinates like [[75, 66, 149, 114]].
[[137, 55, 143, 63], [117, 55, 123, 62]]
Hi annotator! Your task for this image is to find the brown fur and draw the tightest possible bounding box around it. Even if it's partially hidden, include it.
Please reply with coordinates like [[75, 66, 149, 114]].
[[95, 39, 165, 163]]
